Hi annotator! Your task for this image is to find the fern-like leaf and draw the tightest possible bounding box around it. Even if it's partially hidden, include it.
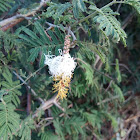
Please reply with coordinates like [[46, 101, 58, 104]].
[[40, 131, 58, 140], [90, 6, 127, 46], [77, 53, 94, 86], [1, 68, 21, 106], [83, 110, 102, 130], [126, 0, 140, 14], [64, 116, 85, 136], [18, 116, 35, 140], [0, 102, 20, 140], [0, 0, 14, 12], [72, 0, 86, 18], [46, 2, 71, 19], [111, 82, 124, 102], [18, 22, 64, 65]]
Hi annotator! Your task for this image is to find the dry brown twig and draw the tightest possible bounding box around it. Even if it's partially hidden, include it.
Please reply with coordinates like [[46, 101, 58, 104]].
[[32, 94, 64, 118]]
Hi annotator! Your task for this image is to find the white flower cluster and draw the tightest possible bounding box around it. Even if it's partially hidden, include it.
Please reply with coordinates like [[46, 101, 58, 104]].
[[44, 51, 76, 78]]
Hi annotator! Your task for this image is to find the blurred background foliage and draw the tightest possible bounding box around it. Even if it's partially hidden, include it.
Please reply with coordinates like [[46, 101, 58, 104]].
[[0, 0, 140, 139]]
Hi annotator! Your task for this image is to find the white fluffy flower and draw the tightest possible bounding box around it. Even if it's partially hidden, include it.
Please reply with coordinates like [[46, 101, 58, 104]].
[[44, 52, 76, 78]]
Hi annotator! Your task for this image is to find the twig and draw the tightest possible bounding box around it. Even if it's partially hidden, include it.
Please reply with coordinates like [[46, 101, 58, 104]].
[[97, 91, 131, 105], [125, 114, 140, 123], [54, 101, 65, 111], [111, 63, 132, 74], [46, 22, 77, 45], [27, 87, 31, 115], [2, 66, 45, 101], [105, 80, 113, 92], [32, 94, 64, 118], [117, 3, 122, 13], [122, 124, 136, 140], [37, 117, 53, 127], [0, 0, 50, 31], [122, 13, 134, 30], [97, 95, 120, 105], [37, 104, 72, 128], [94, 55, 100, 68], [13, 71, 44, 104]]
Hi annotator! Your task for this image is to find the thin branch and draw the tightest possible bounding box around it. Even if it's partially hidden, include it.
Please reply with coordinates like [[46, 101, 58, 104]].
[[0, 0, 50, 31], [116, 3, 122, 13], [46, 22, 77, 44], [54, 101, 65, 111], [111, 63, 132, 74], [122, 124, 136, 140], [125, 114, 140, 123], [122, 13, 134, 29], [94, 55, 100, 68], [13, 71, 44, 104], [32, 94, 60, 118], [26, 87, 31, 115], [1, 66, 45, 100], [97, 91, 132, 105], [37, 104, 72, 128], [105, 80, 113, 92]]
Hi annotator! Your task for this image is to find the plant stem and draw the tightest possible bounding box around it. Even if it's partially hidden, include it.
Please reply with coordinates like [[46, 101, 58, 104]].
[[6, 66, 46, 95]]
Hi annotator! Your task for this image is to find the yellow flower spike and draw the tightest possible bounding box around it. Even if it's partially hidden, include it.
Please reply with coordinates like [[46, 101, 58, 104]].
[[53, 75, 71, 100]]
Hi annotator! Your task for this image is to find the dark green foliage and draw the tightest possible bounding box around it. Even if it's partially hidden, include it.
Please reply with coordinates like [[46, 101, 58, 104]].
[[39, 131, 59, 140], [0, 102, 20, 139], [1, 68, 21, 106], [46, 2, 72, 19], [18, 116, 35, 140], [90, 6, 127, 46], [0, 0, 14, 12], [18, 21, 64, 66], [0, 0, 140, 139], [72, 0, 86, 18], [126, 0, 140, 14]]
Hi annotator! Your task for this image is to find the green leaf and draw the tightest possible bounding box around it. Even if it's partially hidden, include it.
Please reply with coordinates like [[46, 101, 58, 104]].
[[72, 0, 79, 18], [46, 2, 71, 20], [111, 82, 124, 102], [18, 23, 64, 64], [0, 0, 14, 12], [126, 0, 140, 14], [39, 131, 59, 140], [0, 103, 20, 139], [55, 2, 72, 17], [1, 67, 21, 106], [83, 110, 102, 130], [92, 7, 127, 46], [115, 59, 121, 83], [64, 116, 85, 136], [18, 116, 35, 140], [53, 119, 64, 140], [39, 48, 46, 67], [28, 48, 40, 62], [22, 28, 44, 46], [77, 0, 86, 12], [34, 21, 51, 45], [18, 34, 39, 47], [77, 53, 94, 86]]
